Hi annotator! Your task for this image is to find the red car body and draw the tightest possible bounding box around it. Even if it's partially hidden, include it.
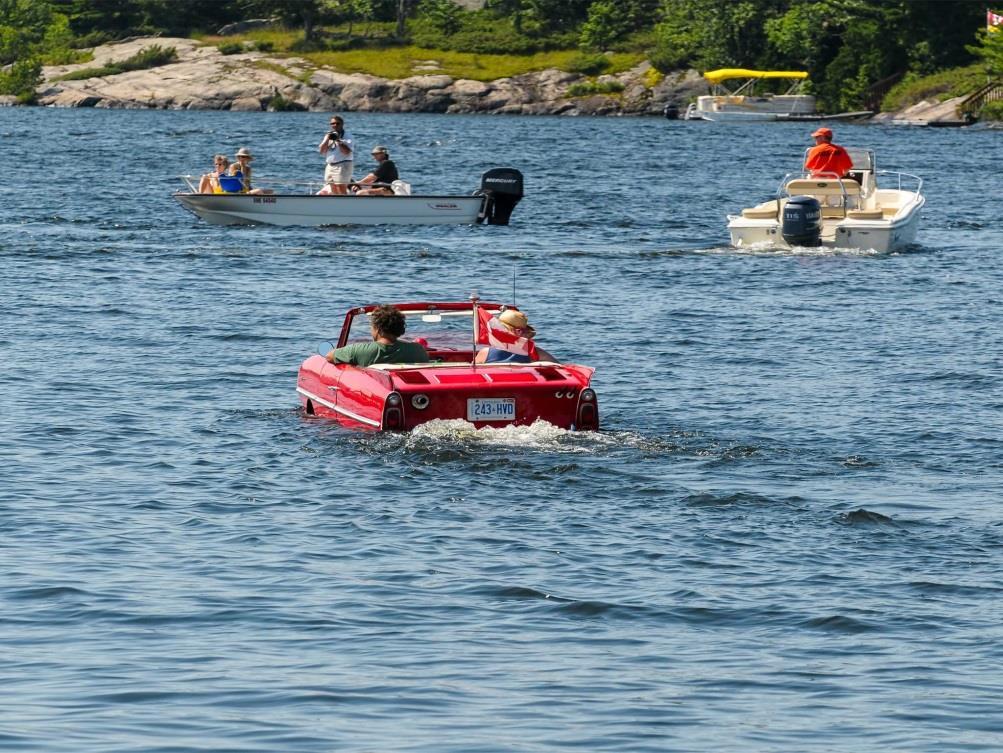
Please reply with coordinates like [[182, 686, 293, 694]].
[[296, 301, 599, 431]]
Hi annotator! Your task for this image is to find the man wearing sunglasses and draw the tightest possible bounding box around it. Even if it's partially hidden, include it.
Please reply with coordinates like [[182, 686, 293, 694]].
[[319, 115, 354, 194]]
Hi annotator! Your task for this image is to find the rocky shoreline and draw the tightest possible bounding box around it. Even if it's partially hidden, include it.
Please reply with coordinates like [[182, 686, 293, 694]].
[[0, 36, 987, 124]]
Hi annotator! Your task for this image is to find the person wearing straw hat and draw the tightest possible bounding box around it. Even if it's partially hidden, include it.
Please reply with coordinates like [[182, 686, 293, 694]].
[[804, 127, 853, 179], [475, 308, 555, 364], [229, 147, 272, 194], [350, 146, 399, 196]]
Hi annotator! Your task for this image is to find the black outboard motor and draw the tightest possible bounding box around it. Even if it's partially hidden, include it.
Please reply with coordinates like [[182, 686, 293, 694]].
[[476, 168, 523, 225], [663, 102, 680, 119], [782, 195, 822, 247]]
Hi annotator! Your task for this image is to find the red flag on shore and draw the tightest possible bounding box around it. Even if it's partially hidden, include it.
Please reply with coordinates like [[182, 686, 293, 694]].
[[988, 9, 1003, 31], [476, 307, 538, 360]]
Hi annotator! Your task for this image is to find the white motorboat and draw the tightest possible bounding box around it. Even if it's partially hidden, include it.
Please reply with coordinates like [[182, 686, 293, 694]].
[[686, 69, 815, 122], [727, 148, 924, 252], [173, 168, 523, 227]]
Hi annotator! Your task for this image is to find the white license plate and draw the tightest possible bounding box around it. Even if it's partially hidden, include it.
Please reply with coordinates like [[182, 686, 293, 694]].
[[467, 398, 516, 422]]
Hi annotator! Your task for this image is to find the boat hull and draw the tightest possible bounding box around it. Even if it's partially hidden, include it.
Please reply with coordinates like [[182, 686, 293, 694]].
[[693, 94, 816, 122], [727, 196, 924, 253], [174, 193, 486, 226]]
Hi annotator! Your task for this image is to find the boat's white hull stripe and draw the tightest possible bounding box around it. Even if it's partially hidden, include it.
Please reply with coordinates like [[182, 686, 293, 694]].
[[296, 387, 381, 428]]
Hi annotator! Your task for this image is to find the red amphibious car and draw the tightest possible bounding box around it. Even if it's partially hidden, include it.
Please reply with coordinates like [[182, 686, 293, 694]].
[[296, 300, 599, 431]]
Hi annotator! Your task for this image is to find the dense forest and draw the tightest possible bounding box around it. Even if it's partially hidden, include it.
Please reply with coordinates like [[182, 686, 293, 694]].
[[2, 0, 1001, 111]]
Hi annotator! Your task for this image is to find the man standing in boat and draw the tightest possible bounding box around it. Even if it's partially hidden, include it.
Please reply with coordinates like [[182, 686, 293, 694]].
[[319, 115, 354, 194], [804, 127, 853, 179]]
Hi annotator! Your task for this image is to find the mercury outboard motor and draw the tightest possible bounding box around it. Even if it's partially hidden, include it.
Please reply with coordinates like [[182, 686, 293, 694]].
[[782, 195, 822, 247], [476, 168, 523, 225]]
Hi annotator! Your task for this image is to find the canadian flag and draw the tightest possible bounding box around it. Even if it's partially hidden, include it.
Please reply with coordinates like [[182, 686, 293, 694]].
[[476, 307, 538, 360], [989, 9, 1003, 30]]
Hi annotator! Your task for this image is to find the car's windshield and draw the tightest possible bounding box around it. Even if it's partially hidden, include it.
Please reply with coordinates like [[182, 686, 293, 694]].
[[346, 308, 500, 351]]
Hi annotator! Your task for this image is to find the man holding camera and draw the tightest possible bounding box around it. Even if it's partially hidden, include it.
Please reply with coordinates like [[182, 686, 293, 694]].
[[318, 115, 354, 194]]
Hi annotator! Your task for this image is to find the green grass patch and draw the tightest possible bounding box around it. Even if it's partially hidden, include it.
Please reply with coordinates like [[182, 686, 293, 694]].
[[52, 44, 178, 82], [250, 60, 298, 78], [41, 48, 93, 66], [566, 79, 625, 97], [303, 46, 641, 81], [981, 99, 1003, 121], [881, 64, 988, 111], [194, 25, 643, 81]]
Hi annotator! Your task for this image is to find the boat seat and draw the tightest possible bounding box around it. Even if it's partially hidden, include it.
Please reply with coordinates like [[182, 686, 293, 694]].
[[821, 207, 848, 218], [741, 204, 778, 219], [847, 209, 883, 220], [786, 179, 861, 196]]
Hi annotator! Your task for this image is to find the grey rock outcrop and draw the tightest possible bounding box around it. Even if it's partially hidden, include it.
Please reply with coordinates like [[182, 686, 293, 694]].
[[870, 95, 969, 125], [36, 35, 704, 117]]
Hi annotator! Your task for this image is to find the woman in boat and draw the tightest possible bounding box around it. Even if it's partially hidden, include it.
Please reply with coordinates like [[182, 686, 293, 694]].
[[198, 155, 229, 193], [228, 147, 272, 195], [475, 309, 555, 364]]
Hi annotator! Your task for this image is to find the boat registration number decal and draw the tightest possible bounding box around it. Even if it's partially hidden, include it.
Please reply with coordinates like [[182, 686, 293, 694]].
[[467, 398, 516, 422]]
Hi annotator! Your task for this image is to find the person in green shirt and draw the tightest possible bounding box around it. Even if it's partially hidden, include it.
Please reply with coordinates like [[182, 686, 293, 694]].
[[326, 304, 430, 367]]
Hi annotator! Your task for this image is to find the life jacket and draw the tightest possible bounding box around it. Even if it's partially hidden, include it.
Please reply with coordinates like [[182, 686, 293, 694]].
[[217, 170, 246, 194]]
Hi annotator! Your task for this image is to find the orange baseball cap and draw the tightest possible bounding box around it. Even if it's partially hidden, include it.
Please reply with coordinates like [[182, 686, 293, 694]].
[[811, 127, 833, 138]]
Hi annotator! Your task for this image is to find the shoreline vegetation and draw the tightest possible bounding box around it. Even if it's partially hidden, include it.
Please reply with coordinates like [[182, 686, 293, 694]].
[[2, 1, 1001, 121]]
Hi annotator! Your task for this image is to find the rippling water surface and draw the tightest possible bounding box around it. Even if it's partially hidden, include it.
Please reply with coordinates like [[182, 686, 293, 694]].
[[2, 108, 1002, 752]]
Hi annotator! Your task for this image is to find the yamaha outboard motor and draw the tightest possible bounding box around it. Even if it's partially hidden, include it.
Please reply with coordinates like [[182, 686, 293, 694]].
[[663, 102, 680, 119], [782, 195, 822, 247], [477, 168, 523, 225]]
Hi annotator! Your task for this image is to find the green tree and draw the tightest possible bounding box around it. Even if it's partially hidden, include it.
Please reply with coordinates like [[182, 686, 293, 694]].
[[579, 0, 628, 51], [0, 0, 79, 100], [419, 0, 460, 37], [969, 28, 1003, 78]]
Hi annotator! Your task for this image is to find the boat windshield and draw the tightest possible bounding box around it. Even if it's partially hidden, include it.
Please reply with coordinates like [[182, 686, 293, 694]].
[[800, 146, 874, 172]]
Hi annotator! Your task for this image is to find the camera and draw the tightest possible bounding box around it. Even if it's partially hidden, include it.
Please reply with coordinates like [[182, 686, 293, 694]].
[[328, 131, 341, 141]]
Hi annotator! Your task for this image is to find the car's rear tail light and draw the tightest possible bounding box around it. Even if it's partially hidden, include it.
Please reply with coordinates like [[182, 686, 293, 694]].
[[383, 392, 404, 430], [576, 389, 599, 431]]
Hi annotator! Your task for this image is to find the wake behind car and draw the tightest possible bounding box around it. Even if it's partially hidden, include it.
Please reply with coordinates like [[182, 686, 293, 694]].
[[296, 300, 599, 432]]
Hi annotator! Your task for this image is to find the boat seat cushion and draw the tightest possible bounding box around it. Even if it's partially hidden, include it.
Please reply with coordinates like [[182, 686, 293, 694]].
[[786, 179, 861, 196], [742, 205, 778, 219], [847, 209, 883, 220]]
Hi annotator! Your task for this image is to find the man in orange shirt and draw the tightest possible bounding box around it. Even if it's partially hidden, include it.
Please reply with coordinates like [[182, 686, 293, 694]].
[[804, 127, 854, 178]]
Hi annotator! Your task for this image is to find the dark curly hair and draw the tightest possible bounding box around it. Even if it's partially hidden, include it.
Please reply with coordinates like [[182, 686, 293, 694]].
[[370, 304, 406, 339]]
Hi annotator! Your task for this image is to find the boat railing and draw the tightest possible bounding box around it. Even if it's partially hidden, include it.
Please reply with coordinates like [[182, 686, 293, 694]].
[[874, 170, 922, 197], [178, 175, 328, 194]]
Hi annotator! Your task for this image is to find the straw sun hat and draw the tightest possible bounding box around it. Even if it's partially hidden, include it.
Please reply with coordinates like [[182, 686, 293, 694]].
[[498, 309, 535, 336]]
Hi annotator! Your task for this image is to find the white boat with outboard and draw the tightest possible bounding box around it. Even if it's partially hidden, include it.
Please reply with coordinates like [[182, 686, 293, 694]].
[[684, 69, 872, 122], [727, 148, 924, 252], [173, 168, 523, 226]]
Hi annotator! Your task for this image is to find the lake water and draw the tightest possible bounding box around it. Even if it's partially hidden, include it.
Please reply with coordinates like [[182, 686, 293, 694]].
[[1, 107, 1002, 752]]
